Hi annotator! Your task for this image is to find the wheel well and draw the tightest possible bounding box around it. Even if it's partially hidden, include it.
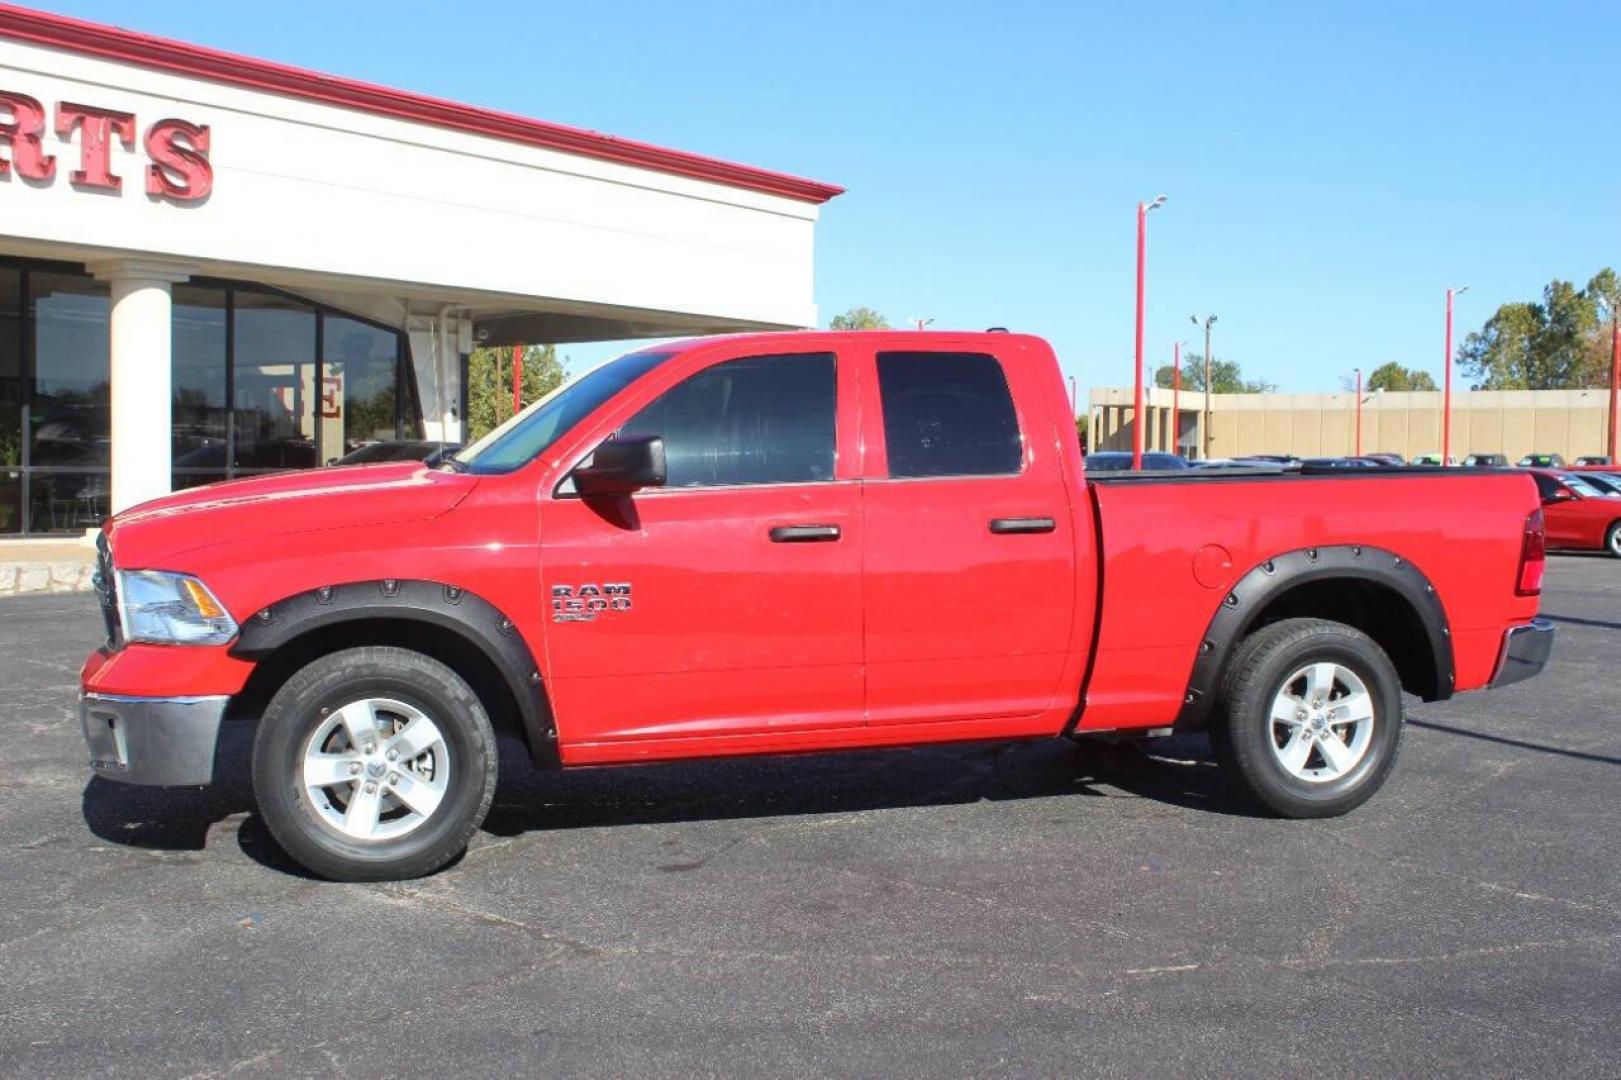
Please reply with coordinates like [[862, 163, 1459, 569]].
[[225, 617, 527, 744], [1243, 578, 1441, 699]]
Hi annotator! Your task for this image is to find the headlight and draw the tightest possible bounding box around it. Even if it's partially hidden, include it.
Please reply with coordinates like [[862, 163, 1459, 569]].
[[116, 570, 238, 646]]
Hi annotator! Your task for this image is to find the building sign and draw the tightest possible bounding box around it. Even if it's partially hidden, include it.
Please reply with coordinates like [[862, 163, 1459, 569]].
[[0, 90, 211, 201]]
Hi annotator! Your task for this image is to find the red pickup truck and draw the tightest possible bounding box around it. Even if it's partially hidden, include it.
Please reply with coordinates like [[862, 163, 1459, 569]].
[[81, 331, 1554, 880]]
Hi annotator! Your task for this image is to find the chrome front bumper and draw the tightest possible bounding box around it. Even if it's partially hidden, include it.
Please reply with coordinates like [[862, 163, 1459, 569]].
[[81, 693, 229, 786], [1488, 618, 1555, 689]]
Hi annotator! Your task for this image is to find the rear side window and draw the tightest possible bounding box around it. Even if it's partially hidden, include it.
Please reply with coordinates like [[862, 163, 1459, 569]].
[[617, 352, 835, 488], [1530, 472, 1561, 499], [877, 351, 1023, 478]]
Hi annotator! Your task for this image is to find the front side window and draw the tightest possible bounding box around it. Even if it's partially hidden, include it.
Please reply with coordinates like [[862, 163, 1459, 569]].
[[617, 352, 836, 488], [877, 351, 1022, 478], [455, 349, 673, 474]]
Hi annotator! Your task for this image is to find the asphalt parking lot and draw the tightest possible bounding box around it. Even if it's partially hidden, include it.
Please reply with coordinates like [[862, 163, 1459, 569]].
[[1, 556, 1617, 1078]]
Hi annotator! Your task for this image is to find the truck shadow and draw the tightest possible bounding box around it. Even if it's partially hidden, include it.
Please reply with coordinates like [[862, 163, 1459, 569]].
[[79, 721, 321, 877], [80, 727, 1258, 874], [479, 732, 1256, 838]]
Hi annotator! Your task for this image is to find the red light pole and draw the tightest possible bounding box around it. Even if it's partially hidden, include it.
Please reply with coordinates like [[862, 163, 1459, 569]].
[[511, 344, 524, 418], [1354, 367, 1363, 456], [1443, 285, 1468, 466], [1133, 195, 1166, 470], [1609, 322, 1619, 463]]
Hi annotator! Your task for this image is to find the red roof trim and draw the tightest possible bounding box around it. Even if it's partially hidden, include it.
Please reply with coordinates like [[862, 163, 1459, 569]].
[[0, 3, 843, 204]]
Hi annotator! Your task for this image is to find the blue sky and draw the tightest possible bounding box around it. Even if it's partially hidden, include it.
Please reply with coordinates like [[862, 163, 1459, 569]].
[[42, 0, 1621, 394]]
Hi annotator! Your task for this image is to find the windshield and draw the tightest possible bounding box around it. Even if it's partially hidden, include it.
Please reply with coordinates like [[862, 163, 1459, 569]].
[[452, 349, 675, 474]]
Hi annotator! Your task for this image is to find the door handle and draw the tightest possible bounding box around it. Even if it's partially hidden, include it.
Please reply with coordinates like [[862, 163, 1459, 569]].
[[770, 524, 842, 543], [989, 516, 1056, 534]]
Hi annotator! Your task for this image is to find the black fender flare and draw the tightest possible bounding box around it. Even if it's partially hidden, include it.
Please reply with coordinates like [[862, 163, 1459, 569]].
[[230, 579, 558, 768], [1175, 545, 1454, 730]]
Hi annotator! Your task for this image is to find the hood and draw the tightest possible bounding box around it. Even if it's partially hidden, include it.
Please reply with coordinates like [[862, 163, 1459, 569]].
[[108, 463, 478, 568]]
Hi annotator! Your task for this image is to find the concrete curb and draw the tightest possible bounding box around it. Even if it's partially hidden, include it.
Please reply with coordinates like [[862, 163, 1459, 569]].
[[0, 537, 98, 597], [0, 561, 96, 596]]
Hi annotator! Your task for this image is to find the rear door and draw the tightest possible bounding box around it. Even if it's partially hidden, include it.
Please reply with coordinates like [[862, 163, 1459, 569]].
[[858, 341, 1078, 725], [539, 345, 865, 748]]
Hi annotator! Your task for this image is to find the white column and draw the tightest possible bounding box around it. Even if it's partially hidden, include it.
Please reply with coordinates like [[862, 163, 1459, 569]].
[[89, 259, 194, 514]]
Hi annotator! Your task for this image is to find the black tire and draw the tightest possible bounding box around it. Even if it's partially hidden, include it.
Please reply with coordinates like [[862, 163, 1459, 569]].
[[1211, 618, 1403, 818], [252, 646, 497, 881], [1605, 521, 1621, 559]]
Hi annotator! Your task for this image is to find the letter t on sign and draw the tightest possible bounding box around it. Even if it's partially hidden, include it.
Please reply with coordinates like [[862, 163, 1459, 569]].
[[56, 102, 137, 190]]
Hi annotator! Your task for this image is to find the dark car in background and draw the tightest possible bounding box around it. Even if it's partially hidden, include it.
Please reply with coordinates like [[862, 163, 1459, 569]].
[[1574, 455, 1613, 466], [1302, 457, 1380, 469], [1083, 451, 1190, 471], [1465, 453, 1509, 467], [1519, 453, 1566, 468]]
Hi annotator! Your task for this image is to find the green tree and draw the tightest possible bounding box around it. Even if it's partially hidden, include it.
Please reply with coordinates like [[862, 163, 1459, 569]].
[[1364, 362, 1438, 392], [465, 343, 567, 442], [828, 306, 890, 330], [1153, 353, 1275, 393], [1074, 412, 1088, 448], [1458, 270, 1617, 390]]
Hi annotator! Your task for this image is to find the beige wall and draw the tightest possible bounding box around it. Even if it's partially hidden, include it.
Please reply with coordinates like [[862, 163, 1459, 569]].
[[1088, 386, 1617, 462]]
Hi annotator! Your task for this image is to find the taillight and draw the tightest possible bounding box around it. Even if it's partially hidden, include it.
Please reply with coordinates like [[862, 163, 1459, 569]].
[[1516, 508, 1546, 597]]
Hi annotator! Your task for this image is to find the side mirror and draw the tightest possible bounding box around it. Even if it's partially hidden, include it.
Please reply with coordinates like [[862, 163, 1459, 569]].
[[572, 435, 667, 497], [1542, 491, 1574, 504]]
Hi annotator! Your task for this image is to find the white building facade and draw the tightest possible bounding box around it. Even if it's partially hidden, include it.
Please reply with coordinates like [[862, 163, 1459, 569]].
[[0, 4, 839, 533]]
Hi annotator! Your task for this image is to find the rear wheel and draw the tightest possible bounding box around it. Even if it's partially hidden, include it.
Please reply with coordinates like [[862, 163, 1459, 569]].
[[252, 646, 497, 881], [1211, 618, 1403, 818], [1605, 521, 1621, 558]]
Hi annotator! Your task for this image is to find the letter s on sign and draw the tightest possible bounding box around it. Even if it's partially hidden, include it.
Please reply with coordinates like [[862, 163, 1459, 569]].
[[0, 91, 57, 181], [144, 119, 212, 202]]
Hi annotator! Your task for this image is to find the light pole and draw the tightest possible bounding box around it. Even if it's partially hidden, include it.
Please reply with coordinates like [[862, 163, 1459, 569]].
[[1133, 195, 1166, 470], [1609, 321, 1619, 463], [1354, 367, 1362, 456], [1171, 341, 1187, 458], [511, 344, 525, 418], [1191, 314, 1216, 458], [1443, 286, 1469, 466]]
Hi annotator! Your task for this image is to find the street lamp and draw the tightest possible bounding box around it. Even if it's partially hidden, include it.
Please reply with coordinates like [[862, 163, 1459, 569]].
[[1132, 195, 1167, 470], [1191, 313, 1217, 458], [1443, 286, 1469, 466], [1171, 340, 1188, 458]]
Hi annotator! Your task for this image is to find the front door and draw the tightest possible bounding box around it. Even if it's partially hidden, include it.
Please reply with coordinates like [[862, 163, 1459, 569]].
[[539, 348, 864, 751], [859, 344, 1078, 725]]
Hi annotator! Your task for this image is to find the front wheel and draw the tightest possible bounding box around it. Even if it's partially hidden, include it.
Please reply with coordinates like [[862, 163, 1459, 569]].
[[252, 646, 497, 881], [1211, 618, 1403, 818], [1605, 521, 1621, 558]]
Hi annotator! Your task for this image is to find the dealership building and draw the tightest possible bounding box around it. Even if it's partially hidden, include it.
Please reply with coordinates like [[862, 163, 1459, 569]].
[[0, 4, 839, 535]]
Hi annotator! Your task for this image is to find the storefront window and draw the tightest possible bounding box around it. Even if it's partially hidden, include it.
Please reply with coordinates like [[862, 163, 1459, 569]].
[[0, 262, 420, 534], [233, 291, 317, 473], [171, 285, 228, 489], [28, 270, 110, 533], [0, 268, 20, 534], [30, 271, 110, 468], [324, 316, 405, 460]]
